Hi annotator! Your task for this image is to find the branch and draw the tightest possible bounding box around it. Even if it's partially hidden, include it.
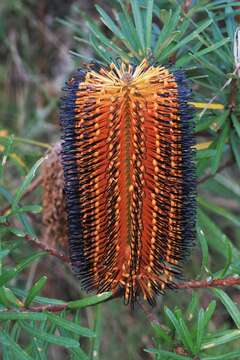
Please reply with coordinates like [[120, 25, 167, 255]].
[[176, 276, 240, 289], [24, 234, 69, 263], [22, 303, 68, 313], [0, 276, 239, 315]]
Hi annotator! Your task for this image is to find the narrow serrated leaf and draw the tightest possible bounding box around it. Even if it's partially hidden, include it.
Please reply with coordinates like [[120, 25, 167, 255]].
[[195, 309, 205, 352], [47, 313, 95, 338], [12, 157, 44, 209], [95, 5, 124, 40], [211, 122, 230, 174], [204, 300, 216, 327], [0, 252, 46, 286], [0, 311, 47, 321], [164, 307, 193, 352], [202, 329, 240, 350], [25, 276, 48, 307], [130, 0, 145, 50], [202, 349, 240, 360], [197, 220, 209, 276], [145, 348, 191, 359], [214, 289, 240, 328], [231, 131, 240, 170], [20, 321, 80, 348], [0, 330, 34, 360], [145, 0, 153, 49], [68, 292, 112, 309], [232, 114, 240, 138]]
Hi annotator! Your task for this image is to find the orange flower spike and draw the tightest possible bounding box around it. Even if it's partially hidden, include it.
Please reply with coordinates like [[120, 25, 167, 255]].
[[60, 59, 196, 305]]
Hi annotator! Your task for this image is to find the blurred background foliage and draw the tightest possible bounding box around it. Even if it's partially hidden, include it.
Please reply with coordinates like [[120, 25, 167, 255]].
[[0, 0, 240, 359]]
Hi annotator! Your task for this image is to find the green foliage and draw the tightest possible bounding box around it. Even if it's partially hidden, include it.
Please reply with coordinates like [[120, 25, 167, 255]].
[[0, 0, 240, 359]]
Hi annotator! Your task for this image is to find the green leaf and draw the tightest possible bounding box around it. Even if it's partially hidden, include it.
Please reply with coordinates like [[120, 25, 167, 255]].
[[117, 0, 141, 51], [204, 300, 216, 327], [145, 348, 191, 359], [0, 286, 13, 306], [47, 313, 95, 338], [32, 338, 47, 360], [20, 321, 80, 348], [198, 209, 237, 259], [225, 5, 235, 40], [155, 31, 181, 62], [130, 0, 145, 50], [12, 157, 44, 209], [24, 276, 48, 307], [197, 219, 209, 276], [198, 196, 240, 227], [90, 304, 102, 360], [193, 37, 230, 58], [195, 116, 220, 133], [0, 330, 34, 360], [7, 226, 26, 237], [232, 113, 240, 138], [0, 252, 46, 286], [1, 286, 22, 307], [197, 149, 216, 160], [12, 287, 66, 306], [9, 205, 43, 217], [89, 34, 112, 63], [202, 329, 240, 350], [213, 289, 240, 328], [151, 321, 172, 343], [0, 268, 17, 287], [168, 19, 213, 57], [207, 2, 240, 10], [231, 131, 240, 170], [16, 251, 46, 273], [202, 349, 240, 360], [186, 292, 199, 321], [164, 307, 193, 352], [86, 20, 129, 60], [0, 135, 14, 180], [145, 0, 153, 49], [68, 292, 112, 309], [0, 185, 35, 236], [95, 5, 124, 41], [220, 240, 233, 277], [0, 311, 47, 321], [195, 309, 205, 353], [154, 7, 181, 57], [211, 121, 230, 174], [71, 348, 90, 360]]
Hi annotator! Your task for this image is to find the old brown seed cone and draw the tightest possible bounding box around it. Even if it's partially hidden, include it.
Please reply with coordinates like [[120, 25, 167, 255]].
[[41, 142, 68, 253]]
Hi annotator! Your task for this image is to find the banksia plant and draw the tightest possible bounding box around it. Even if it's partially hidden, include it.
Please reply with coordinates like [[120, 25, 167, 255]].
[[60, 59, 196, 305], [1, 1, 240, 359]]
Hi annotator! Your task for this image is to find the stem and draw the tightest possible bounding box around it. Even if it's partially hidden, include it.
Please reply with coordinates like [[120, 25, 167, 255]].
[[176, 276, 240, 289], [24, 234, 69, 263], [0, 276, 240, 314]]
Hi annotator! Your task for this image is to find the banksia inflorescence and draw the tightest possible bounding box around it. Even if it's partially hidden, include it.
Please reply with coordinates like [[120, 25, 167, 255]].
[[42, 142, 68, 252], [60, 59, 196, 305]]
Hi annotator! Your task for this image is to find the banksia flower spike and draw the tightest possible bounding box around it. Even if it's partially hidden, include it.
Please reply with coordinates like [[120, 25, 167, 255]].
[[60, 59, 196, 305]]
